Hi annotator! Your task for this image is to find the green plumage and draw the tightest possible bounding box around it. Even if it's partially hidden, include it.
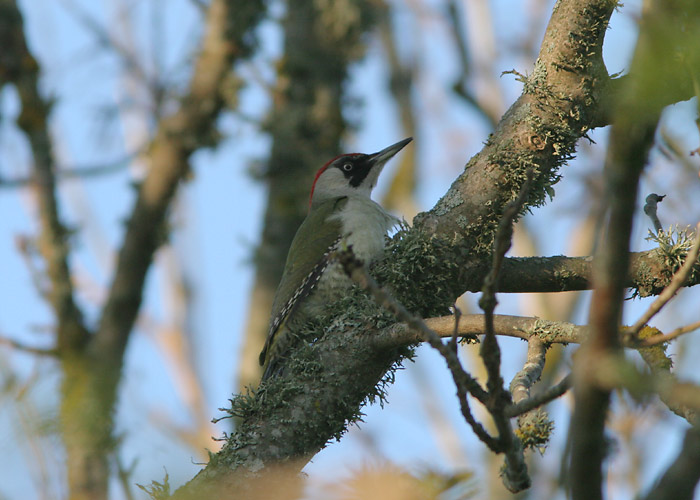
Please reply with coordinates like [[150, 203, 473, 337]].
[[259, 197, 348, 378]]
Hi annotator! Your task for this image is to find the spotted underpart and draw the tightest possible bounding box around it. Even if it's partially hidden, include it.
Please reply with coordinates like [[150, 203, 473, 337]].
[[259, 236, 342, 375]]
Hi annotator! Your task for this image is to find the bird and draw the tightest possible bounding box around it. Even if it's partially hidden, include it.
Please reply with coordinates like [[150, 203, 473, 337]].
[[259, 138, 413, 380]]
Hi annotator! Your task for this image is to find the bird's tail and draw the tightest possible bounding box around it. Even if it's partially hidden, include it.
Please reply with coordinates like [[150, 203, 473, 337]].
[[261, 357, 282, 381]]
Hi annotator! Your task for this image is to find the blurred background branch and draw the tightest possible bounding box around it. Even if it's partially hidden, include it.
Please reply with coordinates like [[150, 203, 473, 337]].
[[1, 0, 700, 499]]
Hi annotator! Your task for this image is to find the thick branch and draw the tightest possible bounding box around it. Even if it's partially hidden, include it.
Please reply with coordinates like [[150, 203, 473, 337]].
[[376, 0, 618, 321], [172, 1, 645, 495], [411, 0, 614, 243], [480, 250, 700, 297]]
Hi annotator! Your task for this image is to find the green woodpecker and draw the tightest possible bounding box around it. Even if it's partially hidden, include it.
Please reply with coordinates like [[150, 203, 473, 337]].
[[259, 138, 413, 380]]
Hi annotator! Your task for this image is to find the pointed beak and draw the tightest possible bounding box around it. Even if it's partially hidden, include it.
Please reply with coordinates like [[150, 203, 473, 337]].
[[367, 137, 413, 168]]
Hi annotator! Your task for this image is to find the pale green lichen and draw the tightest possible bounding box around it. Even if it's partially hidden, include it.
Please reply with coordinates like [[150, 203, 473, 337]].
[[433, 189, 465, 217], [516, 410, 554, 451], [647, 225, 696, 270], [456, 215, 470, 230]]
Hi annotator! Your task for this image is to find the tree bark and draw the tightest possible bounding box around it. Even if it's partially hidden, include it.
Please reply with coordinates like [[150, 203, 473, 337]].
[[171, 0, 630, 496]]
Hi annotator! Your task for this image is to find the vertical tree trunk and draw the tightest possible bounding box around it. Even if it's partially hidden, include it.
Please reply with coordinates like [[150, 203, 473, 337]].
[[60, 355, 120, 500]]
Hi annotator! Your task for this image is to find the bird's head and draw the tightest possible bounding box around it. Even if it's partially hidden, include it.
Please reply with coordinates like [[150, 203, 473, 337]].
[[309, 137, 412, 209]]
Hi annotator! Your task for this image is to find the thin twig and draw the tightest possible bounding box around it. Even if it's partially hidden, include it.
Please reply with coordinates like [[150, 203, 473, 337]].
[[636, 320, 700, 347], [478, 171, 535, 491], [508, 337, 557, 443], [506, 374, 572, 418], [510, 337, 547, 406], [335, 248, 499, 450], [0, 152, 138, 188], [446, 0, 500, 127], [60, 0, 152, 88], [449, 304, 462, 352], [115, 455, 137, 500], [7, 0, 89, 350], [479, 170, 534, 396], [0, 335, 57, 357], [628, 222, 700, 335]]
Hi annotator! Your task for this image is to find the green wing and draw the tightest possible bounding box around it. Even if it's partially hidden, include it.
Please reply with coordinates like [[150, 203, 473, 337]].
[[259, 197, 347, 368]]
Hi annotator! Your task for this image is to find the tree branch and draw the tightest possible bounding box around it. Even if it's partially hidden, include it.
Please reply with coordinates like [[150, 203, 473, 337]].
[[336, 248, 495, 447], [507, 337, 558, 450], [628, 223, 700, 336], [1, 0, 89, 351], [636, 320, 700, 347], [0, 334, 58, 357], [477, 171, 534, 491], [170, 1, 673, 496], [0, 152, 138, 188], [509, 337, 546, 408], [476, 249, 700, 297], [93, 0, 265, 361], [506, 374, 572, 419], [569, 0, 678, 497]]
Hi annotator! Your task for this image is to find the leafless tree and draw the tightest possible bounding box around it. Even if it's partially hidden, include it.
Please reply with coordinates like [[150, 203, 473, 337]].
[[1, 0, 700, 499]]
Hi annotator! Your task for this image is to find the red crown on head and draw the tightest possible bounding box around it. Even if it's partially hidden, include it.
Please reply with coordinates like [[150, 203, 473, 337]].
[[308, 153, 362, 209]]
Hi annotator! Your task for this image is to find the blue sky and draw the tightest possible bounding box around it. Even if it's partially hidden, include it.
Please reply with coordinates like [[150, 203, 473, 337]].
[[2, 1, 700, 499]]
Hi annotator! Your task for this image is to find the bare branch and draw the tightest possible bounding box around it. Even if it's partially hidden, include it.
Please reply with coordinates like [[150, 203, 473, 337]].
[[418, 314, 587, 345], [475, 248, 700, 297], [477, 171, 535, 491], [335, 248, 496, 448], [509, 337, 547, 407], [506, 374, 572, 418], [1, 0, 89, 351], [93, 0, 264, 360], [0, 334, 58, 357], [0, 152, 138, 188], [636, 320, 700, 347]]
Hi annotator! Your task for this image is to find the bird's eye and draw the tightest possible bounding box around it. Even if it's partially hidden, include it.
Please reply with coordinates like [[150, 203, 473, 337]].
[[342, 163, 353, 171]]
